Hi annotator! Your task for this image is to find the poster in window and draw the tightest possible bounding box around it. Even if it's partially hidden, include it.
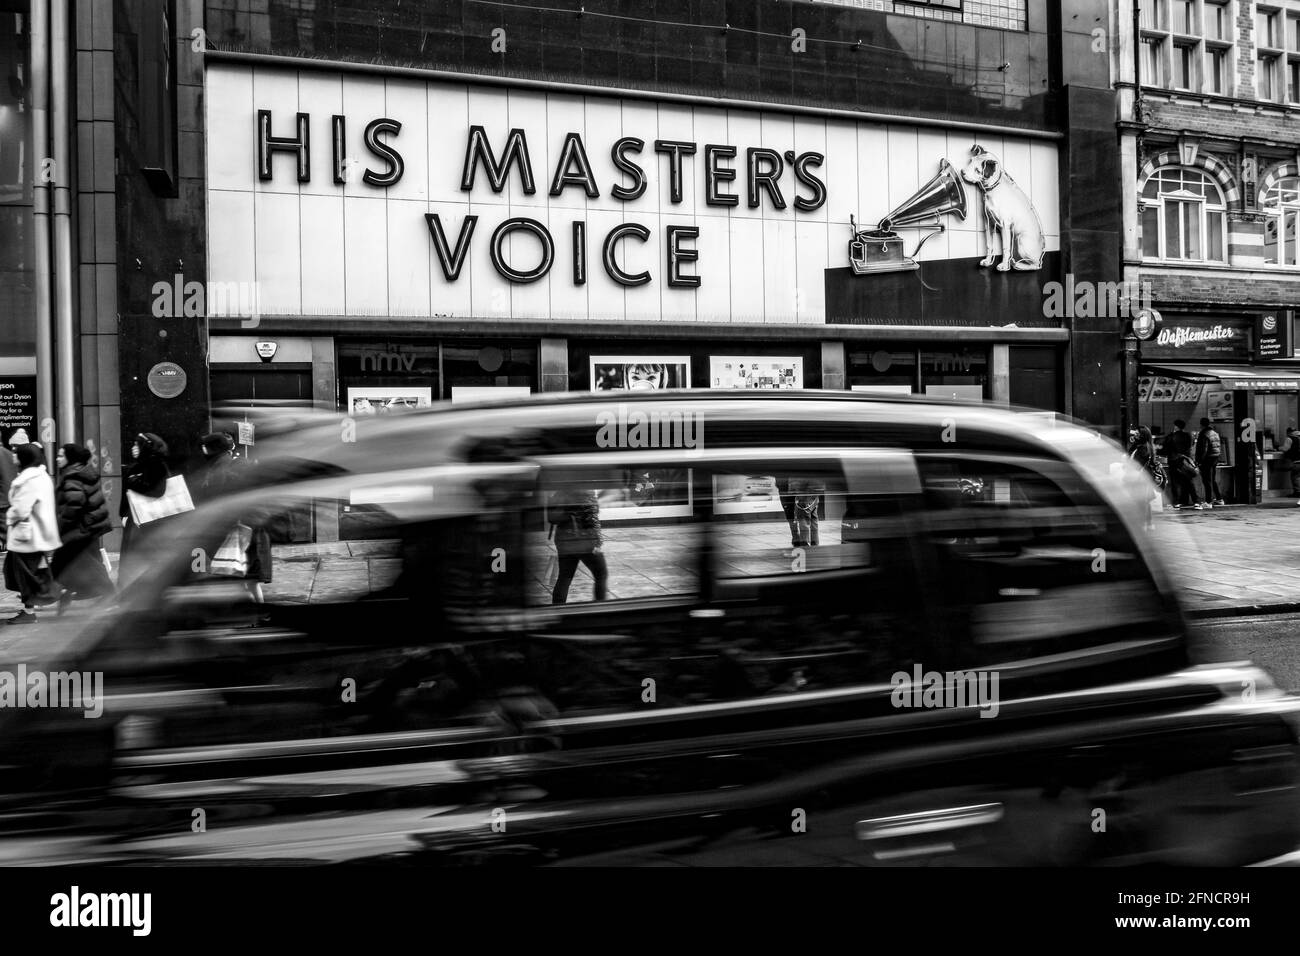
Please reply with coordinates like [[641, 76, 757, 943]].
[[712, 474, 785, 516], [709, 356, 802, 389], [590, 355, 690, 391], [589, 355, 692, 521], [347, 386, 432, 415], [1206, 388, 1233, 421]]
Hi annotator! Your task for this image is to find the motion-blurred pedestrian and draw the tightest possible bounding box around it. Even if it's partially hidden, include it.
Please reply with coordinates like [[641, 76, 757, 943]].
[[3, 444, 61, 623], [52, 443, 115, 611]]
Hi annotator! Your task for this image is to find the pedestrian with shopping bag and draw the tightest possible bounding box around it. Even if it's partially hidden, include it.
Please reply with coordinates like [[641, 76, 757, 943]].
[[193, 432, 272, 602], [51, 443, 115, 612], [119, 432, 194, 586], [1162, 419, 1204, 511], [1127, 426, 1165, 530], [3, 443, 62, 623]]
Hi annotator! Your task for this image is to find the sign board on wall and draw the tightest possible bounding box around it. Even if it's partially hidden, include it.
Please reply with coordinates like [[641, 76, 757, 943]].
[[0, 378, 36, 446], [205, 64, 1060, 325], [1257, 311, 1294, 361], [1140, 316, 1252, 361]]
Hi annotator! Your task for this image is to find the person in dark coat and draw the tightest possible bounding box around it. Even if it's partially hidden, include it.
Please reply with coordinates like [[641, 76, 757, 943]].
[[119, 432, 172, 568], [1194, 418, 1225, 507], [52, 443, 115, 608], [193, 432, 273, 600], [1161, 419, 1203, 510], [548, 488, 608, 605]]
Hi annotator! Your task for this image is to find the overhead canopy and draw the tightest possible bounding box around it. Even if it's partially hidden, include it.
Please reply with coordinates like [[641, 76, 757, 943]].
[[1145, 364, 1300, 391]]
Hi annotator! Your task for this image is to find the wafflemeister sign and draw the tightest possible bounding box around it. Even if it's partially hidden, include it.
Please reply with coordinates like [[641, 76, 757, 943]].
[[206, 64, 1061, 322]]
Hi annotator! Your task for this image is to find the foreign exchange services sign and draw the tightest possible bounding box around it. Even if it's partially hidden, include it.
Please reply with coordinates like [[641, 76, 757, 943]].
[[1257, 311, 1294, 361]]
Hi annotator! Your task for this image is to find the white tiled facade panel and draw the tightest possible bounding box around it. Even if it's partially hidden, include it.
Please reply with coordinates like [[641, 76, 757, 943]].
[[205, 63, 1060, 323]]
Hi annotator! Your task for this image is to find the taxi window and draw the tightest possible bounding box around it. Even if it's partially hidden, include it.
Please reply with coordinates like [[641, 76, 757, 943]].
[[915, 452, 1171, 662], [524, 466, 701, 607]]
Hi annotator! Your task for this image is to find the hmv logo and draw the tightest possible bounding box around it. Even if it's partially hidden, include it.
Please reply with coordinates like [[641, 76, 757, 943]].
[[358, 351, 416, 373]]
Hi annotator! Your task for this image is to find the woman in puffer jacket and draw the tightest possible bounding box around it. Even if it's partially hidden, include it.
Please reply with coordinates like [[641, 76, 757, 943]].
[[3, 443, 61, 624], [52, 443, 115, 610]]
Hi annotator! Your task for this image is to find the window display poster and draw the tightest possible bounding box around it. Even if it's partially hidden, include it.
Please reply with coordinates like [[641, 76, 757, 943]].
[[450, 386, 531, 404], [347, 386, 433, 415], [0, 378, 36, 446], [1206, 389, 1233, 422], [709, 356, 803, 389], [924, 384, 984, 402], [590, 356, 690, 391], [713, 473, 785, 515], [852, 384, 914, 395], [589, 355, 693, 520]]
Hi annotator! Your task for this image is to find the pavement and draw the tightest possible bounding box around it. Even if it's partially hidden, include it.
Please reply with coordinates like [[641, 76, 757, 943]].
[[0, 502, 1298, 653]]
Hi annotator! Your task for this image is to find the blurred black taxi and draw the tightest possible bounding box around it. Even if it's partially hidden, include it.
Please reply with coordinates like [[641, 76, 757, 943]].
[[3, 391, 1299, 866]]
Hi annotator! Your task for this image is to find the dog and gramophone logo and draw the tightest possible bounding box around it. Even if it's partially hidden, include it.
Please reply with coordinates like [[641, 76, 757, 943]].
[[848, 144, 1044, 276]]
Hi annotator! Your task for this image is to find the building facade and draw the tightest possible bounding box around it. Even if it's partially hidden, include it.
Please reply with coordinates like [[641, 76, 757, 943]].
[[2, 0, 1122, 543], [1118, 0, 1300, 501]]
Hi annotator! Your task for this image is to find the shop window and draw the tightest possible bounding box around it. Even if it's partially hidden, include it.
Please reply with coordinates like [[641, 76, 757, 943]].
[[1009, 347, 1060, 412], [922, 348, 988, 401], [1139, 167, 1226, 262], [1262, 176, 1300, 266], [441, 343, 537, 400], [848, 348, 917, 394]]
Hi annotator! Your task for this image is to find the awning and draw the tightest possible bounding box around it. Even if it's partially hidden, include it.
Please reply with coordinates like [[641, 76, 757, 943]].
[[1145, 364, 1300, 391]]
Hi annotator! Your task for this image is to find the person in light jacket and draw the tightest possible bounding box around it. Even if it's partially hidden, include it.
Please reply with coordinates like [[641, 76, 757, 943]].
[[3, 443, 62, 624]]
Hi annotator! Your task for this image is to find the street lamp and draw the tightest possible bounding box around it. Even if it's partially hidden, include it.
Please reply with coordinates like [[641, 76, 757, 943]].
[[1123, 308, 1162, 439]]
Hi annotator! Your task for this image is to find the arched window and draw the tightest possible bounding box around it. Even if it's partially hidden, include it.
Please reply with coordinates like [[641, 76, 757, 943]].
[[1262, 176, 1300, 266], [1140, 167, 1226, 262]]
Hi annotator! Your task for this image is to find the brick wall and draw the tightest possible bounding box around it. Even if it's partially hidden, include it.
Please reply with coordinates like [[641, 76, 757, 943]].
[[1146, 98, 1300, 143], [1143, 271, 1300, 305], [1236, 0, 1256, 100]]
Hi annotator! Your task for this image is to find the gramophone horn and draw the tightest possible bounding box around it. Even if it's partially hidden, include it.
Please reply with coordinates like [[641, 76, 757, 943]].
[[879, 159, 967, 231]]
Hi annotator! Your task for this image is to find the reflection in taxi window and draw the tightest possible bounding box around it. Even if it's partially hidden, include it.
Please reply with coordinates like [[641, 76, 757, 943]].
[[711, 470, 872, 578], [527, 472, 700, 606], [916, 454, 1168, 660]]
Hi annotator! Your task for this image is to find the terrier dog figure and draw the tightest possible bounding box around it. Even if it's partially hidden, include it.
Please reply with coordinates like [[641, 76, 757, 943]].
[[961, 145, 1045, 271]]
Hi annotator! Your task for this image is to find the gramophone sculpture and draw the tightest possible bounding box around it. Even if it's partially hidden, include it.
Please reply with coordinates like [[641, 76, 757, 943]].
[[849, 158, 968, 275]]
